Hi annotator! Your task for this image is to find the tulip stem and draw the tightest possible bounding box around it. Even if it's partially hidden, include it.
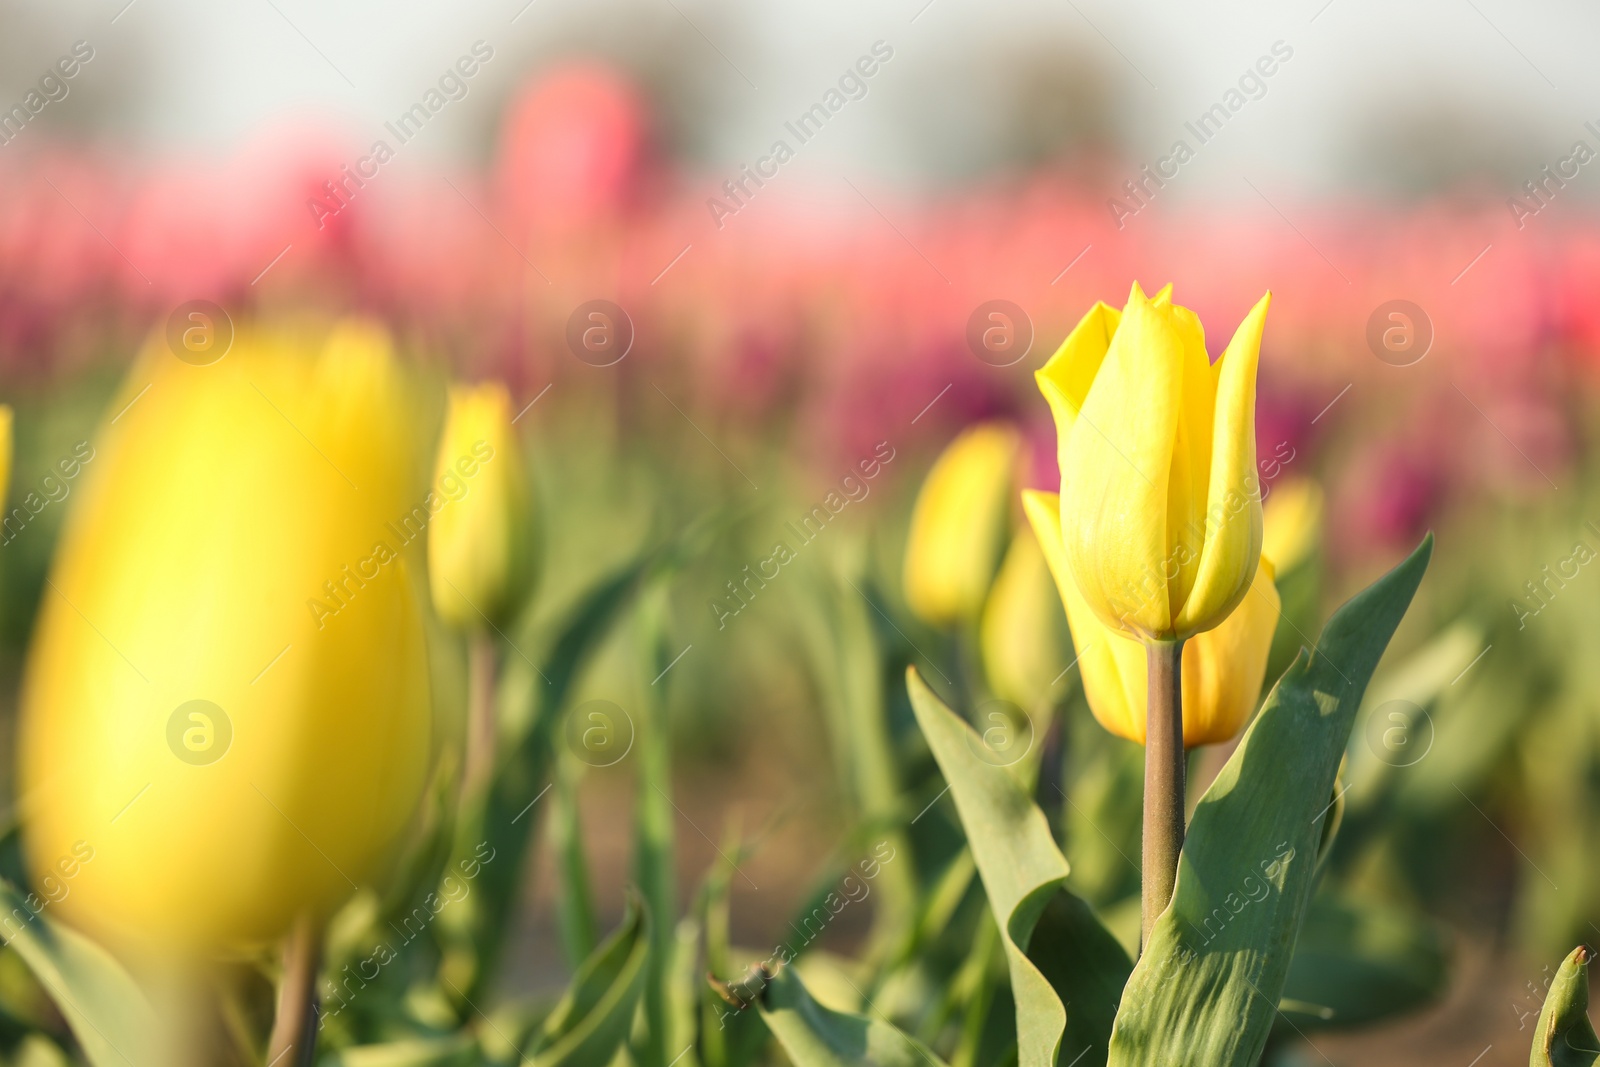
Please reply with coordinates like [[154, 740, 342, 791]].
[[266, 914, 321, 1067], [465, 632, 497, 794], [1141, 639, 1186, 951]]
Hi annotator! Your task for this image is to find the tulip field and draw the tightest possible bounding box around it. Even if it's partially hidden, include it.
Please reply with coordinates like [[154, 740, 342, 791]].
[[2, 11, 1600, 1067]]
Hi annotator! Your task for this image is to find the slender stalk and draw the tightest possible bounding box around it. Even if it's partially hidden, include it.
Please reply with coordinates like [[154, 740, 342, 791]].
[[1141, 639, 1186, 950], [463, 631, 497, 795], [265, 915, 321, 1067]]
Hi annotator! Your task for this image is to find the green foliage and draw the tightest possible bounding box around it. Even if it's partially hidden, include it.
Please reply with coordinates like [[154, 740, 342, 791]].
[[907, 670, 1131, 1067], [1106, 535, 1431, 1067], [758, 965, 948, 1067], [1529, 947, 1599, 1067], [0, 879, 161, 1067]]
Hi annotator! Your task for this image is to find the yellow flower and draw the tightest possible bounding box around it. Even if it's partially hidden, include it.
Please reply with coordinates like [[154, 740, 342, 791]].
[[17, 320, 433, 954], [0, 405, 12, 507], [979, 524, 1071, 709], [1037, 283, 1271, 641], [1262, 476, 1324, 574], [428, 383, 536, 630], [903, 423, 1021, 627], [1023, 490, 1279, 747]]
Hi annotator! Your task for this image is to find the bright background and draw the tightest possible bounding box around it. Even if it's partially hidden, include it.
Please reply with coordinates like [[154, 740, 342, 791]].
[[4, 3, 1600, 1066]]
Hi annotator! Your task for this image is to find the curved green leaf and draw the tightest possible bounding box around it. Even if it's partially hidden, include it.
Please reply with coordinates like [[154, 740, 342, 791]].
[[0, 879, 162, 1067], [908, 670, 1131, 1067], [527, 892, 650, 1067], [759, 964, 947, 1067], [1108, 535, 1432, 1067], [1531, 946, 1599, 1067]]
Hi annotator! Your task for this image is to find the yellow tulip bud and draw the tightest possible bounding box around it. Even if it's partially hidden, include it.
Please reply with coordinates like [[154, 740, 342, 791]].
[[428, 384, 536, 630], [979, 525, 1072, 709], [1024, 490, 1279, 747], [18, 320, 433, 954], [1262, 476, 1324, 574], [902, 423, 1021, 627], [0, 405, 12, 507], [1037, 283, 1270, 641]]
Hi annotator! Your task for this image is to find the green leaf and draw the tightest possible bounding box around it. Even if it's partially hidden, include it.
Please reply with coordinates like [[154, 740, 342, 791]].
[[907, 670, 1132, 1067], [758, 964, 948, 1067], [633, 599, 679, 1067], [1530, 946, 1599, 1067], [1108, 535, 1432, 1067], [527, 892, 651, 1067], [0, 878, 162, 1067], [325, 1034, 480, 1067], [1274, 890, 1448, 1032]]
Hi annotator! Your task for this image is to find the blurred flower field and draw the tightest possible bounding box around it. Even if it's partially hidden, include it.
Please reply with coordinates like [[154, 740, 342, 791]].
[[0, 56, 1596, 1067]]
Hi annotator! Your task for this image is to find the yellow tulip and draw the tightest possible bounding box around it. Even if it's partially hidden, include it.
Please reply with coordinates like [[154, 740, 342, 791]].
[[1023, 490, 1279, 747], [0, 405, 12, 506], [1262, 476, 1324, 574], [17, 320, 433, 954], [1037, 283, 1271, 641], [979, 524, 1072, 709], [903, 423, 1020, 627], [428, 383, 536, 630]]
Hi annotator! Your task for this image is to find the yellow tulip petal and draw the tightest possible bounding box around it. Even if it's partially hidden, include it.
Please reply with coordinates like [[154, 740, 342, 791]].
[[1262, 476, 1324, 574], [1174, 291, 1270, 638], [1060, 284, 1184, 638], [903, 423, 1020, 626], [1164, 303, 1215, 616], [1181, 557, 1279, 746], [0, 405, 12, 508], [1035, 302, 1121, 476], [1023, 490, 1144, 743], [18, 322, 433, 955], [429, 382, 537, 630]]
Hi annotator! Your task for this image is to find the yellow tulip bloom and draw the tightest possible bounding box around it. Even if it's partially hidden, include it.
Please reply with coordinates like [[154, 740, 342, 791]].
[[0, 405, 12, 507], [903, 423, 1021, 627], [428, 383, 536, 630], [1262, 476, 1324, 575], [18, 320, 433, 954], [1023, 490, 1279, 747], [979, 524, 1071, 709], [1037, 283, 1271, 641]]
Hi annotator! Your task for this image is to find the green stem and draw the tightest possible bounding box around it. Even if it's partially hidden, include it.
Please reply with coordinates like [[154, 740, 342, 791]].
[[265, 915, 321, 1067], [464, 632, 496, 795], [1141, 639, 1185, 951]]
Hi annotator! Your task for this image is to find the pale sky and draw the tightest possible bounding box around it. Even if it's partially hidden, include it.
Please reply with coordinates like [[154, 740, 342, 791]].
[[2, 0, 1594, 203]]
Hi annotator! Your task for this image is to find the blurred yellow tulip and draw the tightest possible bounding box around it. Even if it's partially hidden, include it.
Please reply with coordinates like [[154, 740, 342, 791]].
[[1262, 476, 1324, 574], [1023, 490, 1279, 747], [902, 423, 1020, 627], [17, 320, 433, 954], [979, 524, 1072, 709], [428, 383, 536, 630], [1037, 283, 1270, 641], [0, 405, 12, 507]]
